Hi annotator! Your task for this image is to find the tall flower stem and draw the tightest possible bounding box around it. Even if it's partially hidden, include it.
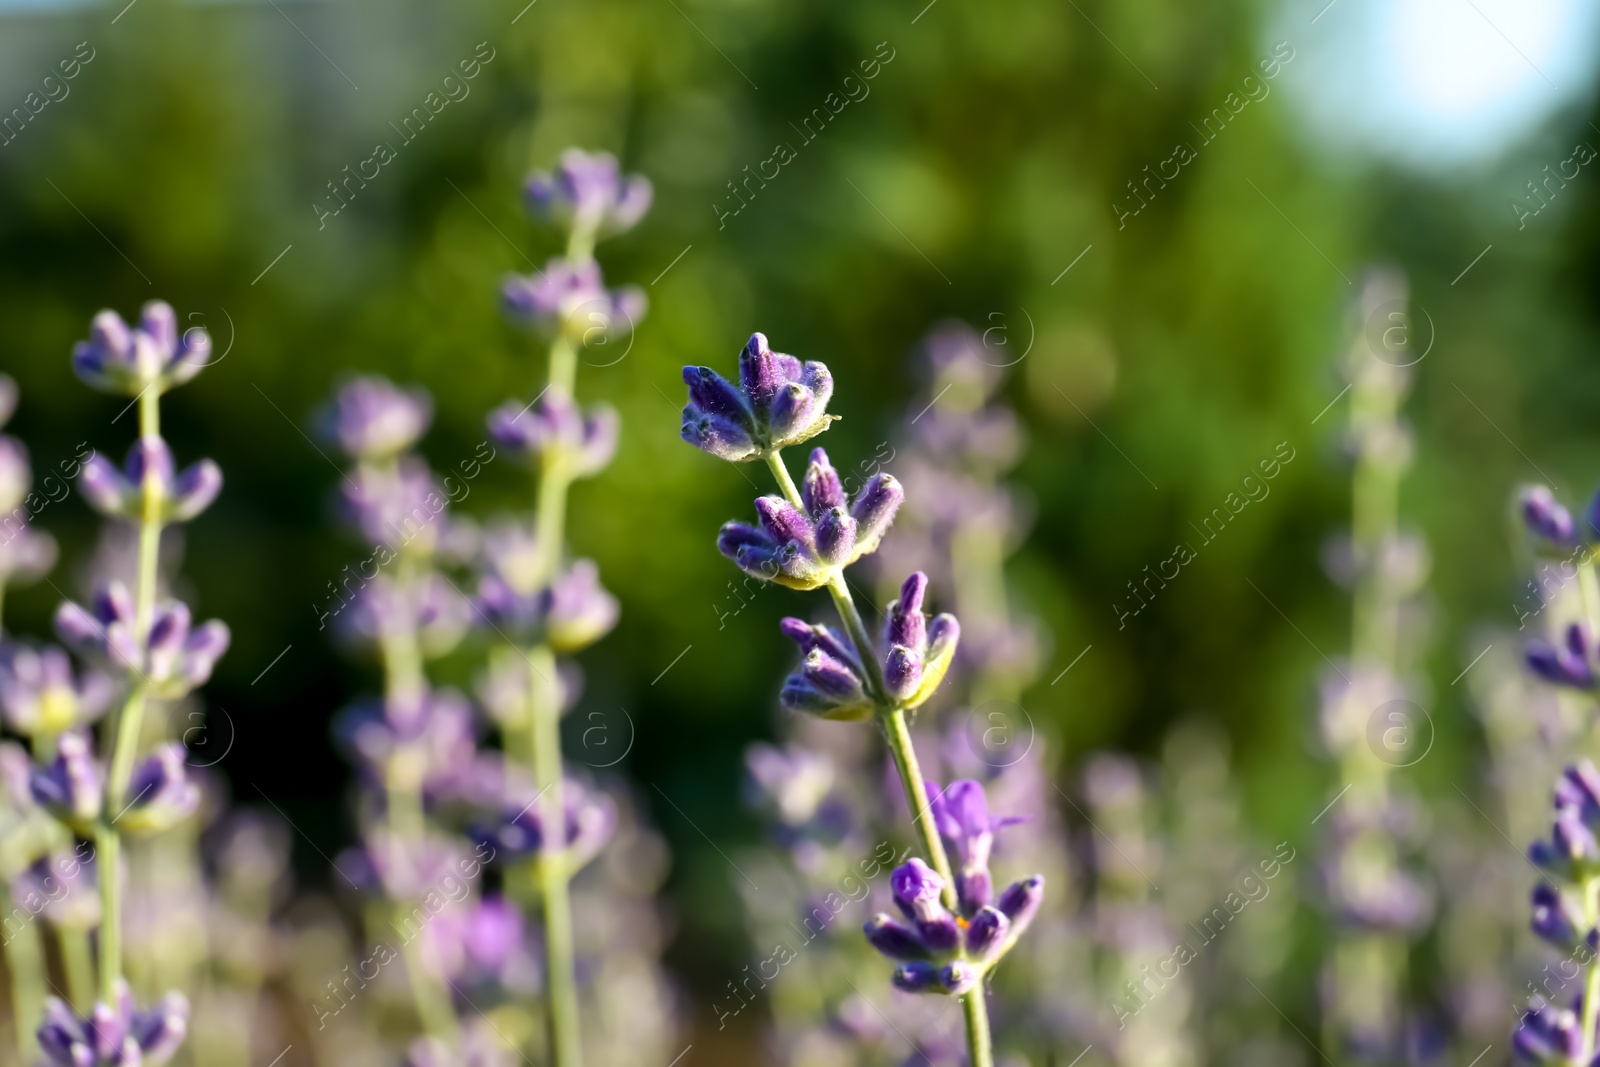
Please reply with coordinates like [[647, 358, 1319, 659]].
[[527, 643, 582, 1067], [97, 386, 164, 1002], [6, 921, 46, 1059], [523, 334, 585, 1067], [764, 448, 988, 1066]]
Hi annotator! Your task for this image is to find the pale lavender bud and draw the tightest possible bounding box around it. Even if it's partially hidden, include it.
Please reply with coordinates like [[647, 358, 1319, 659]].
[[965, 905, 1009, 960], [523, 148, 653, 238], [864, 913, 929, 960], [890, 961, 940, 993], [30, 730, 102, 830], [324, 376, 433, 459], [72, 301, 211, 397], [118, 743, 200, 834], [0, 644, 113, 737]]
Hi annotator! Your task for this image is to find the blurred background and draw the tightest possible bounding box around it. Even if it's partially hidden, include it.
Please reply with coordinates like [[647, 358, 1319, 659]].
[[2, 0, 1599, 1062]]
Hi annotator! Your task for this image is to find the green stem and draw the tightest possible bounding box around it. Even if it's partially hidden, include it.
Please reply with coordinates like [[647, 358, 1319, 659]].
[[97, 387, 164, 1004], [960, 988, 994, 1067], [1583, 877, 1600, 1063], [534, 458, 573, 590], [527, 645, 582, 1067], [548, 337, 578, 401], [59, 926, 96, 1014], [398, 923, 460, 1043], [5, 918, 45, 1061], [881, 705, 958, 905], [94, 823, 119, 1002]]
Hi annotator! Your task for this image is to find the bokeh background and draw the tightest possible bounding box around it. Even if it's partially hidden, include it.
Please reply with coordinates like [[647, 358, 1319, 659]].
[[1, 0, 1598, 1060]]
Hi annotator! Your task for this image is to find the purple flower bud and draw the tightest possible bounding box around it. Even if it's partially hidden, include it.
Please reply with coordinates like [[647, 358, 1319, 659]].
[[849, 473, 904, 556], [523, 148, 653, 238], [864, 913, 930, 960], [802, 448, 847, 512], [885, 572, 929, 651], [72, 301, 212, 397], [891, 858, 947, 922], [997, 874, 1045, 932], [341, 456, 452, 554], [38, 980, 189, 1066], [30, 730, 103, 830], [1522, 485, 1578, 546], [341, 573, 472, 658], [966, 905, 1010, 960], [755, 496, 815, 548], [117, 744, 200, 835], [543, 559, 620, 653], [323, 376, 433, 459], [680, 334, 837, 461], [1531, 883, 1587, 950], [1528, 623, 1597, 689], [890, 961, 941, 993], [1513, 997, 1585, 1062], [812, 507, 857, 567], [14, 850, 100, 929], [502, 259, 645, 340], [938, 961, 981, 995], [0, 644, 112, 737], [883, 645, 923, 702], [488, 388, 618, 477], [777, 622, 871, 721]]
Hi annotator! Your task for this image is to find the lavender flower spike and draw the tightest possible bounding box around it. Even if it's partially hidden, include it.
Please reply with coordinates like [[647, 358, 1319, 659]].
[[78, 436, 221, 524], [56, 585, 231, 696], [324, 375, 434, 460], [524, 147, 653, 239], [717, 448, 902, 589], [681, 333, 838, 461], [37, 979, 189, 1066], [72, 301, 212, 397], [881, 572, 960, 708]]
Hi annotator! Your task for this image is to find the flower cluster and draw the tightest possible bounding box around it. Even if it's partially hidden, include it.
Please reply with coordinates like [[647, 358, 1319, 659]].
[[1517, 760, 1600, 1063], [0, 299, 227, 1067], [778, 572, 959, 719], [38, 980, 189, 1067], [487, 389, 618, 475], [524, 147, 652, 241], [681, 333, 836, 462], [717, 447, 901, 591], [865, 780, 1042, 994]]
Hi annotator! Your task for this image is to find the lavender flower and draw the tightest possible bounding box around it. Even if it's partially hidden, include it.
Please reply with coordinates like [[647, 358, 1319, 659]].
[[30, 730, 103, 830], [324, 375, 434, 460], [1522, 485, 1579, 548], [681, 333, 837, 462], [339, 573, 472, 658], [417, 894, 539, 993], [13, 850, 100, 928], [55, 585, 230, 697], [335, 689, 478, 796], [524, 148, 653, 239], [117, 743, 201, 834], [717, 448, 902, 589], [930, 778, 1025, 916], [777, 572, 959, 719], [0, 643, 113, 737], [866, 846, 1043, 996], [501, 259, 646, 339], [487, 388, 619, 476], [1515, 997, 1591, 1063], [340, 456, 455, 554], [476, 556, 619, 653], [1527, 622, 1597, 690], [472, 777, 617, 870], [37, 980, 188, 1066], [72, 301, 211, 397], [744, 742, 837, 827], [77, 437, 221, 524]]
